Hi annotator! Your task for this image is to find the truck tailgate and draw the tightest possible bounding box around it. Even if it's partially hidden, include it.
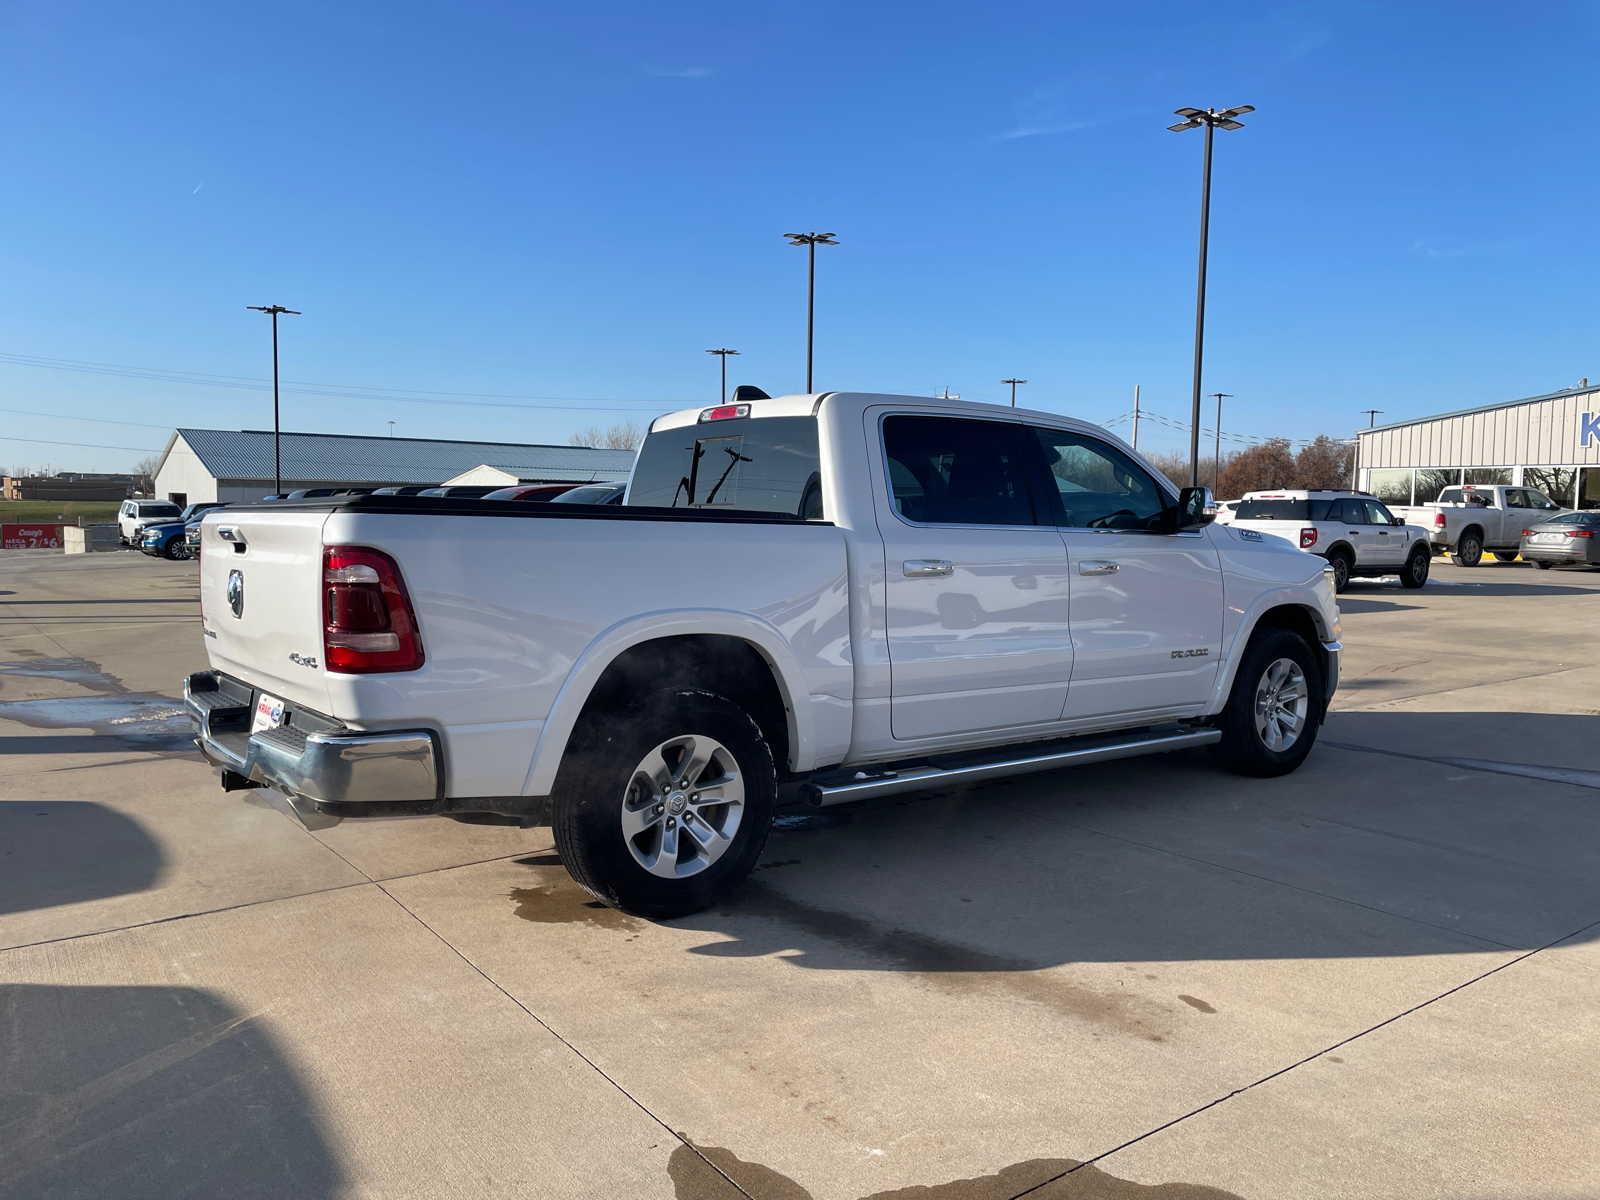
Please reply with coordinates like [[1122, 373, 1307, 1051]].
[[199, 508, 333, 715]]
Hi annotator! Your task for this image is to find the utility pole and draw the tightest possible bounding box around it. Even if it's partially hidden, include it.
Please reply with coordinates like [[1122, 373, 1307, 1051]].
[[783, 232, 839, 393], [1361, 409, 1383, 428], [1002, 378, 1027, 407], [706, 348, 740, 403], [246, 304, 301, 496], [1168, 105, 1254, 486], [1132, 384, 1141, 449], [1209, 393, 1232, 490]]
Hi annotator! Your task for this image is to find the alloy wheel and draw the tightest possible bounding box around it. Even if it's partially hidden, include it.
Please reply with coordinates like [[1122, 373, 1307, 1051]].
[[1252, 657, 1309, 753], [618, 734, 745, 879]]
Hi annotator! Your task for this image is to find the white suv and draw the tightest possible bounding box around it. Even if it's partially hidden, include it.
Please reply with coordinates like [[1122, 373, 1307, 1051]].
[[1231, 489, 1432, 593], [117, 500, 182, 545]]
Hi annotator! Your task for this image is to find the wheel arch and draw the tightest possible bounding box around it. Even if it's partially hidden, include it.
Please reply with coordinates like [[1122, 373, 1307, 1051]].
[[523, 612, 815, 796], [1324, 540, 1355, 563], [1208, 593, 1335, 716], [1458, 523, 1485, 544]]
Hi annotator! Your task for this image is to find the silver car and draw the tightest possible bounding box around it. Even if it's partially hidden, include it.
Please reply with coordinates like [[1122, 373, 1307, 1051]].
[[1519, 511, 1600, 569]]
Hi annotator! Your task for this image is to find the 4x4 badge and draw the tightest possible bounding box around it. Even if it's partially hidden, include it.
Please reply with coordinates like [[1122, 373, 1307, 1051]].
[[227, 569, 244, 618]]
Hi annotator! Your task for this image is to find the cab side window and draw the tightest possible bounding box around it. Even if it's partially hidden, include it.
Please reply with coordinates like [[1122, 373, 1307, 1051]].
[[1504, 489, 1530, 509], [1362, 500, 1394, 525], [881, 416, 1035, 526], [1335, 498, 1367, 524], [1028, 427, 1168, 530]]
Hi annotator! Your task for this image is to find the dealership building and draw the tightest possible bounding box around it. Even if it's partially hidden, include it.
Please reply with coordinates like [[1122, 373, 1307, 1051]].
[[1356, 382, 1600, 509]]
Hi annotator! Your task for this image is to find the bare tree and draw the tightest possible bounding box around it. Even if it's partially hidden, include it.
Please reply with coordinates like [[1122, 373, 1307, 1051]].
[[133, 453, 162, 497], [1294, 435, 1355, 490], [570, 421, 643, 452]]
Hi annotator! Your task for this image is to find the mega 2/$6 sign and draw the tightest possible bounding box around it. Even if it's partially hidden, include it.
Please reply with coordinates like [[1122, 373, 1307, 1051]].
[[1, 524, 64, 549]]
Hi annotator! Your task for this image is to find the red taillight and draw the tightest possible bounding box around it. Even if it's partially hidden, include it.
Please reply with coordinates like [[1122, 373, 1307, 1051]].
[[323, 546, 424, 673], [1434, 513, 1446, 528], [1571, 530, 1595, 539], [1300, 527, 1318, 548]]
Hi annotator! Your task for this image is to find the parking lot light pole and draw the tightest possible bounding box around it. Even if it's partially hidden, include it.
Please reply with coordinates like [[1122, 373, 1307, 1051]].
[[1002, 378, 1027, 407], [706, 348, 740, 403], [1168, 105, 1253, 486], [247, 304, 301, 496], [1210, 392, 1231, 489], [783, 232, 838, 394]]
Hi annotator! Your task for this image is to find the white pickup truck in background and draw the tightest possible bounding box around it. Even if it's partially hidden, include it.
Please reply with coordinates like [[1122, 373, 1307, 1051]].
[[186, 391, 1343, 917], [1393, 483, 1567, 565]]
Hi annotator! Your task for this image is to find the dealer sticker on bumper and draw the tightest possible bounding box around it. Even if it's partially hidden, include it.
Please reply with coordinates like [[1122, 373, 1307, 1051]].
[[252, 694, 285, 733]]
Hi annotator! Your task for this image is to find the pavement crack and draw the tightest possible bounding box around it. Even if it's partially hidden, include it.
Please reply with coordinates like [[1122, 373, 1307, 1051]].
[[370, 881, 758, 1200], [1005, 914, 1600, 1200], [1324, 739, 1600, 791]]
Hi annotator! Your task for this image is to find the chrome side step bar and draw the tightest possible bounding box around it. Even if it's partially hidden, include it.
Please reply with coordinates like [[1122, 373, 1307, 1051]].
[[802, 726, 1222, 807]]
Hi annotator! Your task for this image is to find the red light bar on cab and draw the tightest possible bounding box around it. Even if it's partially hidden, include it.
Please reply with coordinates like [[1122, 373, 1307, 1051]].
[[698, 403, 750, 422]]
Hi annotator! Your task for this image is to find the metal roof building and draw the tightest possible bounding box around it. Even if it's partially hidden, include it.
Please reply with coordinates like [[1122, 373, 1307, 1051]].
[[1356, 382, 1600, 510], [151, 428, 637, 505]]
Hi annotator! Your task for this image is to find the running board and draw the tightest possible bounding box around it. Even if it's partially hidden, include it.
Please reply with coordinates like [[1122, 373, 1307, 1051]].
[[802, 726, 1222, 807]]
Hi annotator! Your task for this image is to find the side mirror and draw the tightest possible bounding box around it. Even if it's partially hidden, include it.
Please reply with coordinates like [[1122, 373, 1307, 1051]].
[[1391, 516, 1405, 526], [1165, 486, 1216, 533]]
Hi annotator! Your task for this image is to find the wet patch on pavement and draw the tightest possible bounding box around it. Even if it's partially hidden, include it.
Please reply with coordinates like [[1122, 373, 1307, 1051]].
[[0, 655, 125, 693], [0, 694, 194, 752], [508, 871, 644, 931], [698, 880, 1175, 1038], [667, 1143, 1245, 1199]]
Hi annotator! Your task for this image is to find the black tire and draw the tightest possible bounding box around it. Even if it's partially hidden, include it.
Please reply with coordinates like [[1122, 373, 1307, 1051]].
[[1327, 550, 1352, 594], [1399, 547, 1430, 589], [162, 536, 186, 560], [1451, 531, 1483, 567], [552, 688, 776, 918], [1535, 560, 1554, 570], [1209, 628, 1323, 778], [1492, 552, 1518, 563]]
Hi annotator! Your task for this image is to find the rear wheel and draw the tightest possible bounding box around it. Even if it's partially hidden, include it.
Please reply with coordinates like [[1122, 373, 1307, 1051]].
[[552, 688, 776, 918], [1536, 560, 1554, 570], [1492, 551, 1518, 563], [1451, 531, 1484, 567], [1327, 550, 1352, 594], [1209, 628, 1323, 778], [1400, 547, 1430, 589]]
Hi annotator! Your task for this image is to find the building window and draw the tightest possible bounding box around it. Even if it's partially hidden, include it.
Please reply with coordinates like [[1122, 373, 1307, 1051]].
[[1464, 467, 1512, 486], [1367, 468, 1413, 505], [1523, 467, 1576, 508], [1414, 469, 1461, 504], [1579, 468, 1600, 511]]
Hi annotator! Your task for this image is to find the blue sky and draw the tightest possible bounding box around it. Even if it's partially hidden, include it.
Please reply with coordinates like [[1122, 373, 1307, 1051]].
[[2, 1, 1597, 472]]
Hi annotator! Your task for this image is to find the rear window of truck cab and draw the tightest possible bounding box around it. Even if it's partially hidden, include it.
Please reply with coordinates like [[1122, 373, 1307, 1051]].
[[628, 416, 823, 519]]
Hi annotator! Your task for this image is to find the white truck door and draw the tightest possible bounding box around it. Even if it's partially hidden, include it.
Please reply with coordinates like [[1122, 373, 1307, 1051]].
[[1024, 425, 1224, 721], [875, 413, 1074, 741]]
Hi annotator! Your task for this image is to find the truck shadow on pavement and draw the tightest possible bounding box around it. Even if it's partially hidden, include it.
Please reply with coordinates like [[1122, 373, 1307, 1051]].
[[653, 711, 1600, 981], [0, 983, 343, 1200]]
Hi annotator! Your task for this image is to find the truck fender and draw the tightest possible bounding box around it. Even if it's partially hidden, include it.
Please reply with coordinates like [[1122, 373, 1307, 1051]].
[[1323, 540, 1355, 564], [1205, 586, 1337, 714], [521, 609, 817, 796]]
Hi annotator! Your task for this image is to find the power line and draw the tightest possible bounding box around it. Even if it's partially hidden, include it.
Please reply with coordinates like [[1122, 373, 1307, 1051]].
[[0, 406, 178, 430], [0, 351, 690, 413], [0, 434, 165, 452]]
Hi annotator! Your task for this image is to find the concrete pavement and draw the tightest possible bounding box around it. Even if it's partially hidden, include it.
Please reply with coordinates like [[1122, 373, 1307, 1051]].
[[2, 550, 1597, 1198]]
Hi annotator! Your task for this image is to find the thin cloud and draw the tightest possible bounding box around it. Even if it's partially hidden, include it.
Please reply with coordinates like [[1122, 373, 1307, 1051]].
[[652, 67, 711, 78], [998, 117, 1109, 141], [192, 181, 204, 194]]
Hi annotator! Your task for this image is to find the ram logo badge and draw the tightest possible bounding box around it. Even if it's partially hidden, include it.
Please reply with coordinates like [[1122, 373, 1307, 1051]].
[[227, 569, 245, 618], [1171, 648, 1211, 659]]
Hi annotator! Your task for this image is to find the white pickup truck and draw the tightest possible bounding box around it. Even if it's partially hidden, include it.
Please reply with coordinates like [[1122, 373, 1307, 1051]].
[[1393, 483, 1566, 565], [186, 392, 1343, 917]]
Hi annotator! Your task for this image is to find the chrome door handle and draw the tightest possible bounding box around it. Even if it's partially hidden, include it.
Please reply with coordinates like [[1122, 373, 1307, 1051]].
[[1078, 560, 1119, 576], [903, 559, 953, 578]]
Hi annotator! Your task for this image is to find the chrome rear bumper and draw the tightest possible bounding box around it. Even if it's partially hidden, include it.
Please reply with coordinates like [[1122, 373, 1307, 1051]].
[[184, 671, 441, 809]]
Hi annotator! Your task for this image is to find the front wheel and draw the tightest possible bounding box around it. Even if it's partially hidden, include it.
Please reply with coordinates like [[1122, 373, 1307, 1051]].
[[552, 689, 777, 918], [1400, 548, 1430, 589], [162, 536, 189, 560], [1209, 628, 1323, 778], [1451, 532, 1483, 567]]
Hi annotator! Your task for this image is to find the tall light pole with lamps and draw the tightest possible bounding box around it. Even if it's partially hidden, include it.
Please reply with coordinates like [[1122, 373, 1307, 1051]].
[[1168, 105, 1253, 486], [783, 232, 838, 394], [246, 304, 300, 497]]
